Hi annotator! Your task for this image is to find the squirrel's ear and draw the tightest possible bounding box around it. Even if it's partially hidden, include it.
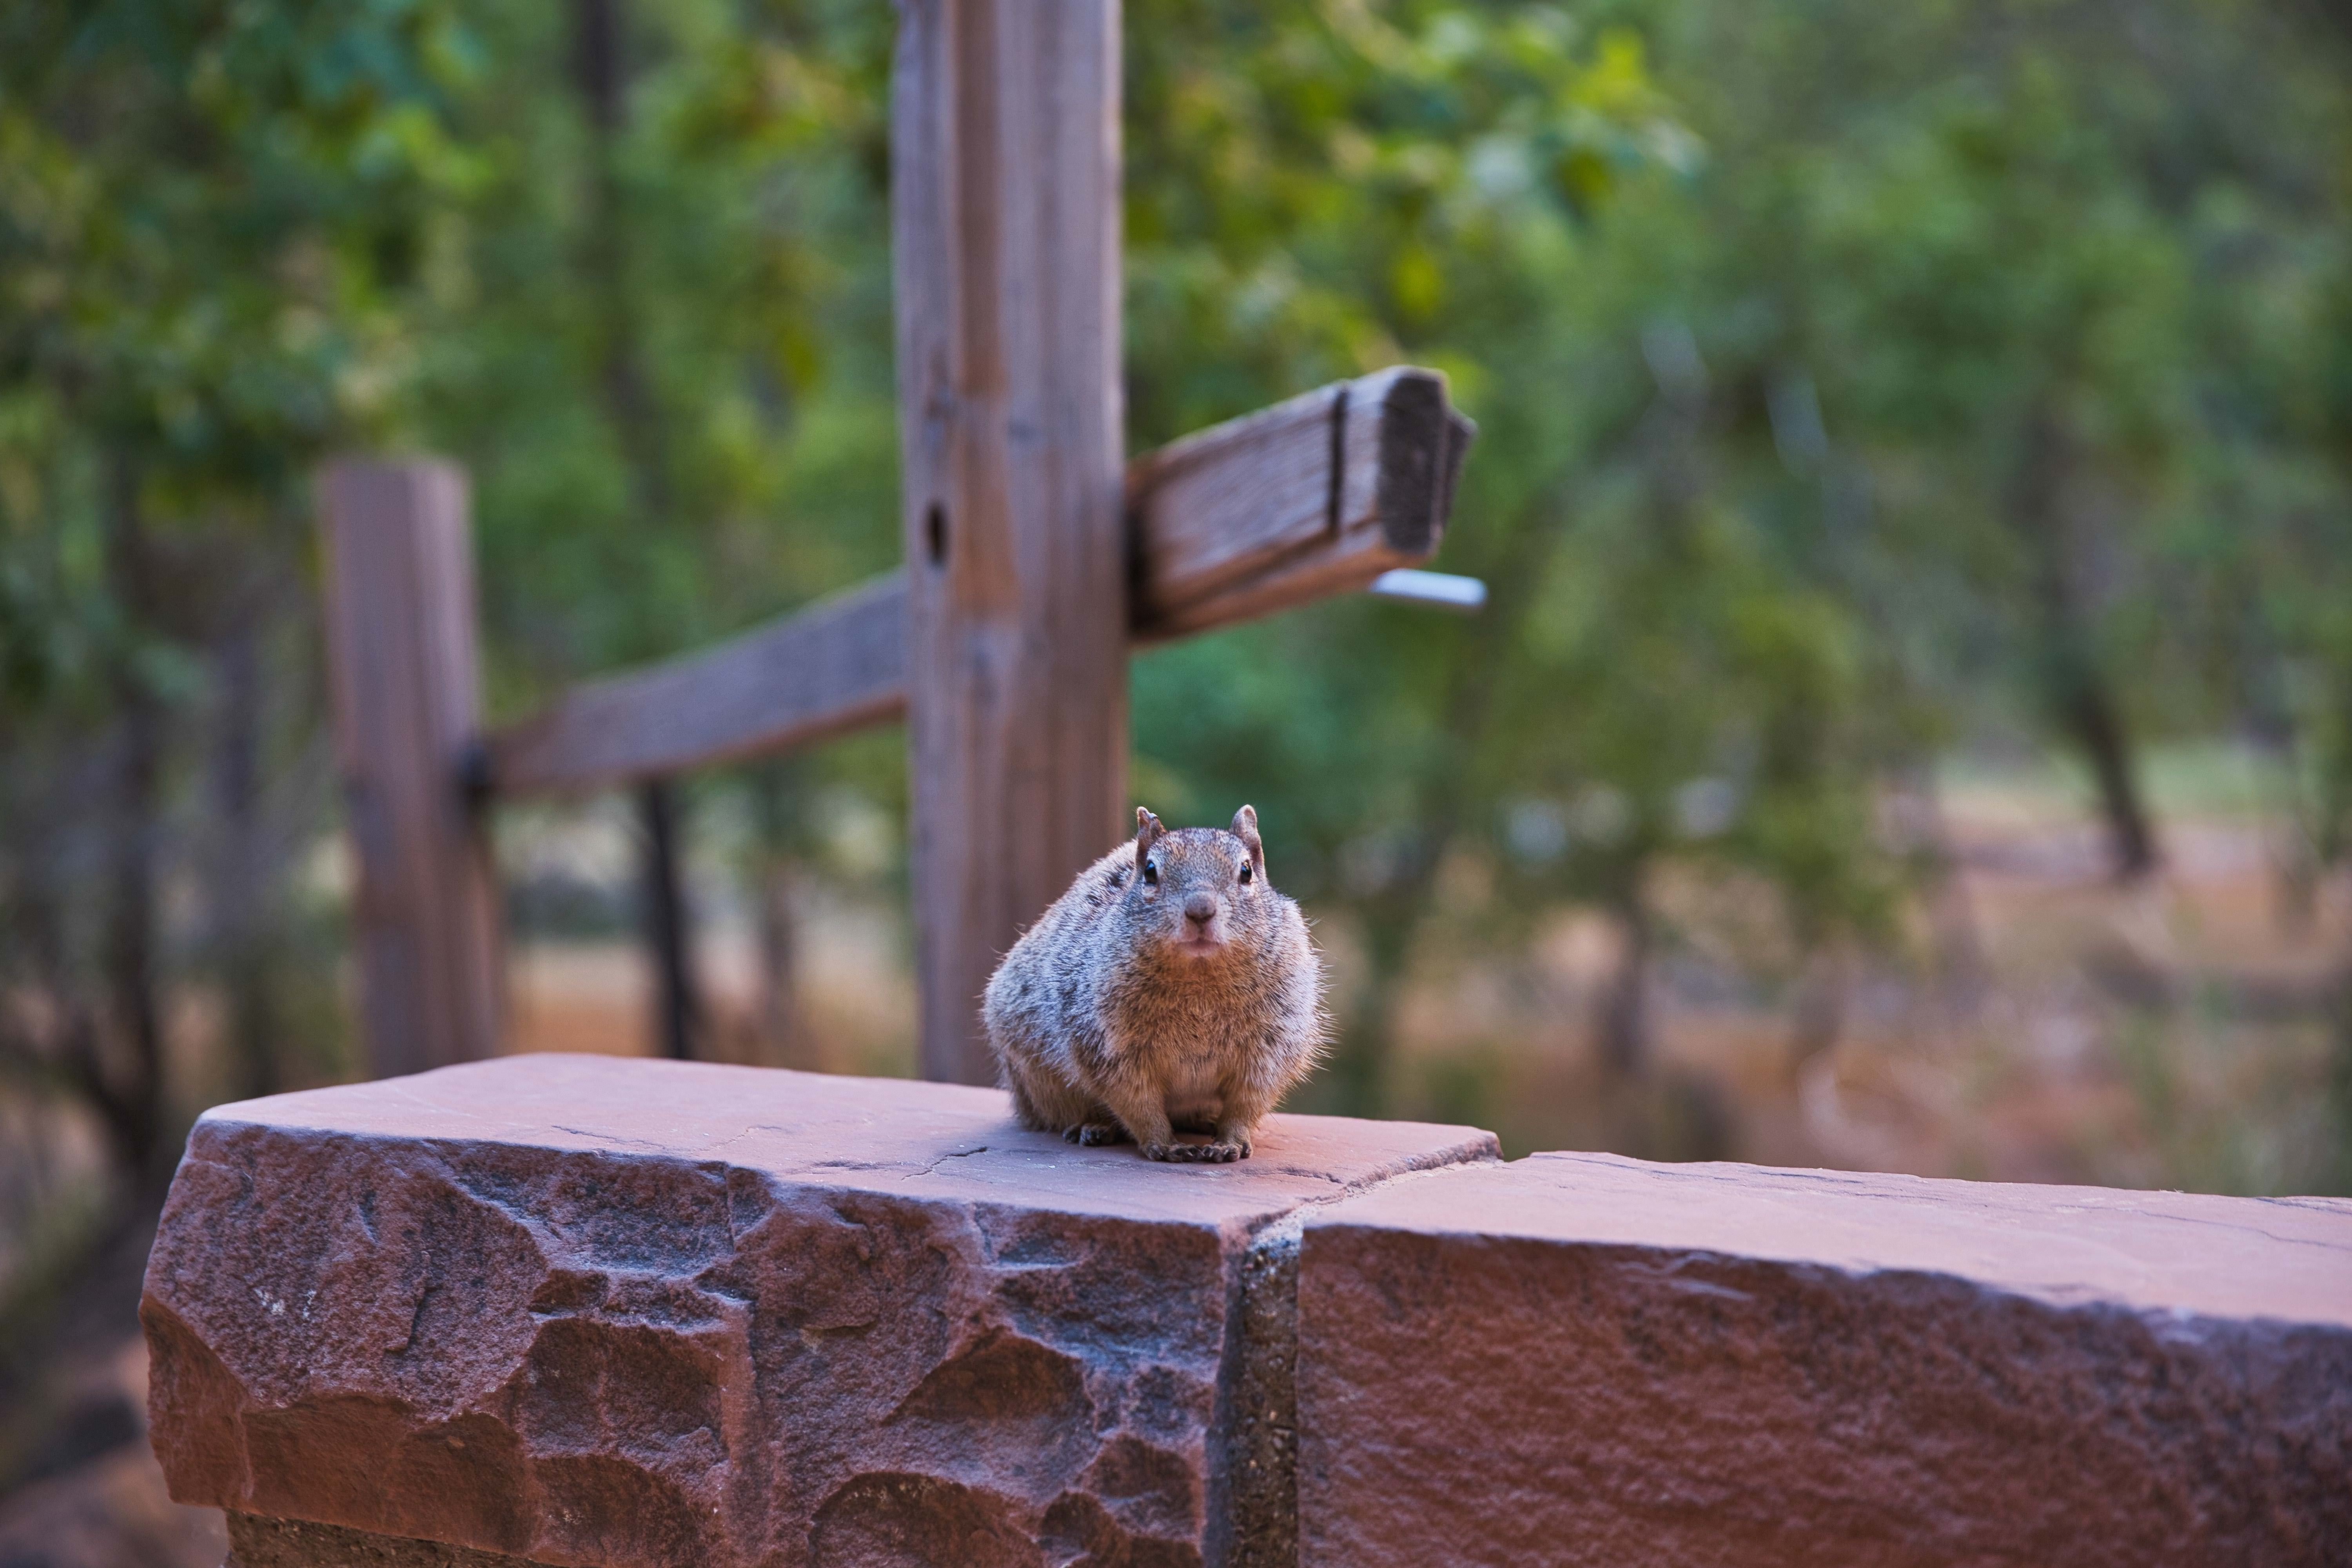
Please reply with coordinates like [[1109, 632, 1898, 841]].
[[1135, 807, 1165, 868], [1230, 804, 1264, 870]]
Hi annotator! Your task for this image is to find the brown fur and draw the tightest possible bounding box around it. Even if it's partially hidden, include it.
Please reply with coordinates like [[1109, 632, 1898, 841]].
[[982, 806, 1324, 1161]]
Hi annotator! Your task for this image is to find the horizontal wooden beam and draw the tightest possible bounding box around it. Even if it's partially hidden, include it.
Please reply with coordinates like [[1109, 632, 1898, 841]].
[[1128, 366, 1474, 640], [484, 573, 907, 797], [480, 367, 1472, 797]]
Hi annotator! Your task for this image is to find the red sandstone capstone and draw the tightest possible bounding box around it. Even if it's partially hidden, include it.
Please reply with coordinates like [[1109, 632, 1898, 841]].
[[1296, 1152, 2352, 1568], [139, 1054, 1494, 1568]]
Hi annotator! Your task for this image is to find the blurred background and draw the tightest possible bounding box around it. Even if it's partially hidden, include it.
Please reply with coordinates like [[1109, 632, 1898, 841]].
[[5, 0, 2352, 1559]]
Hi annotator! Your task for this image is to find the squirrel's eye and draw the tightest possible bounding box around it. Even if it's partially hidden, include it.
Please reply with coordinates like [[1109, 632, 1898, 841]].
[[1143, 859, 1159, 886], [1239, 862, 1252, 884]]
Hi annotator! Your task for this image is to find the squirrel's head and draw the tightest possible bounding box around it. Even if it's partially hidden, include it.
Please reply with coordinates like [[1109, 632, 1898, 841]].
[[1127, 805, 1273, 963]]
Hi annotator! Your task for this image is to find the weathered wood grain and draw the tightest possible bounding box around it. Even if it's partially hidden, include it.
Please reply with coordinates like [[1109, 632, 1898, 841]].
[[1137, 375, 1475, 640], [1127, 379, 1346, 615], [895, 0, 1129, 1083], [318, 461, 502, 1076], [483, 573, 906, 797]]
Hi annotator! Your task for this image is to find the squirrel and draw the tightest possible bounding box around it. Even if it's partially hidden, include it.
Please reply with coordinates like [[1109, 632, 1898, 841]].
[[982, 805, 1323, 1162]]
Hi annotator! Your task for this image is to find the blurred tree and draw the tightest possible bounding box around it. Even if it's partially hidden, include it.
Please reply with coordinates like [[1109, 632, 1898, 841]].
[[0, 0, 487, 1491], [1129, 0, 2352, 1128], [0, 0, 480, 1186]]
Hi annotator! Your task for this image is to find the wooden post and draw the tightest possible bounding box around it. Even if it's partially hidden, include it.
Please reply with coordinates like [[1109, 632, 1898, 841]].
[[318, 461, 502, 1077], [894, 0, 1127, 1083]]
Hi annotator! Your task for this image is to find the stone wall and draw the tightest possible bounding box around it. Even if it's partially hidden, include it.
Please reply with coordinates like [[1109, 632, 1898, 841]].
[[141, 1056, 2352, 1567]]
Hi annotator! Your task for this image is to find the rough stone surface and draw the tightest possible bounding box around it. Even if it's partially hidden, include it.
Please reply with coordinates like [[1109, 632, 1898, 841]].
[[228, 1512, 554, 1567], [141, 1055, 1495, 1568], [1296, 1152, 2352, 1568]]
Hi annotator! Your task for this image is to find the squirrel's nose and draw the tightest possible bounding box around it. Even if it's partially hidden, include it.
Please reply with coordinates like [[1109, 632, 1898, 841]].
[[1183, 892, 1219, 926]]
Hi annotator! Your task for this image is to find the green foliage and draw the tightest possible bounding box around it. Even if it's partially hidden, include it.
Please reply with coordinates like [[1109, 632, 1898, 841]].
[[1, 0, 479, 493], [0, 0, 489, 1171], [1131, 0, 2352, 1108], [403, 0, 899, 692], [1125, 0, 1691, 439]]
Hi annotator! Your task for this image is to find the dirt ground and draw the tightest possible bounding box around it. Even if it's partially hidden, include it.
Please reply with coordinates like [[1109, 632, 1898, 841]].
[[1383, 810, 2344, 1191]]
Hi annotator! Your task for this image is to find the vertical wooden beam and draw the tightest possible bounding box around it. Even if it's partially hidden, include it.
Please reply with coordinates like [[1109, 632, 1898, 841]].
[[319, 461, 502, 1077], [894, 0, 1127, 1082]]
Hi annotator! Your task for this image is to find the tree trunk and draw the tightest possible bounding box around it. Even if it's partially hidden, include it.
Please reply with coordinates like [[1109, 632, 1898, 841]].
[[1786, 946, 1851, 1078], [639, 779, 699, 1061], [758, 858, 802, 1065], [571, 0, 668, 528], [2010, 404, 2159, 882], [572, 0, 699, 1063], [5, 782, 138, 1171], [750, 762, 810, 1068], [102, 451, 167, 1185], [1891, 762, 1992, 1018], [1327, 889, 1421, 1118], [1596, 886, 1652, 1079], [2063, 671, 2159, 881], [2302, 663, 2352, 927], [212, 610, 280, 1100]]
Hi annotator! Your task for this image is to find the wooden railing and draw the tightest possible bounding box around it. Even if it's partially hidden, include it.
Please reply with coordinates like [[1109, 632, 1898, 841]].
[[472, 368, 1472, 801], [317, 367, 1472, 1079]]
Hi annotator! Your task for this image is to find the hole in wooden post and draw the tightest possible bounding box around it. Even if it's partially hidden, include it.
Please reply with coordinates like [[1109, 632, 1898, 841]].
[[925, 503, 948, 566]]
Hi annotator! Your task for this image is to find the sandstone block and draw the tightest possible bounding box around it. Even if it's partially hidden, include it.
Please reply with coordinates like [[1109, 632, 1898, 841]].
[[142, 1054, 1495, 1568], [1298, 1152, 2352, 1568]]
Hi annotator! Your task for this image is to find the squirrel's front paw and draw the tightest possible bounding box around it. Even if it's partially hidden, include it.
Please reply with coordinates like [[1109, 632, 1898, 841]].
[[1140, 1142, 1179, 1161], [1163, 1140, 1249, 1163], [1064, 1122, 1127, 1146]]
